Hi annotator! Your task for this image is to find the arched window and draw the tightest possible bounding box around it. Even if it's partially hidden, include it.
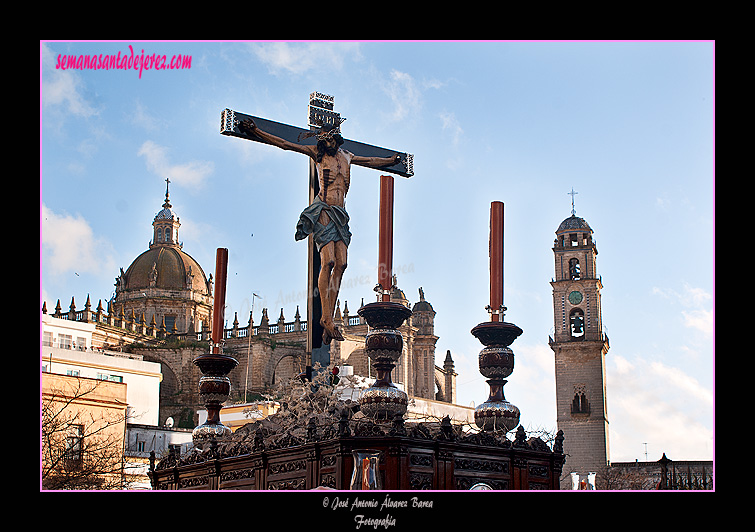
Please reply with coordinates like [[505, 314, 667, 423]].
[[569, 258, 581, 280], [569, 309, 585, 339], [572, 390, 589, 414], [156, 227, 163, 242]]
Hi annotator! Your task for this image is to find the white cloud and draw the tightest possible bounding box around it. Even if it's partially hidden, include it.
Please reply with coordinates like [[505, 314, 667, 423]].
[[682, 308, 714, 337], [610, 390, 713, 461], [41, 43, 99, 119], [439, 110, 464, 147], [607, 354, 713, 461], [651, 282, 713, 336], [680, 283, 712, 308], [41, 204, 116, 277], [383, 70, 422, 122], [138, 140, 214, 191], [250, 42, 362, 75], [128, 100, 163, 131], [649, 360, 713, 405]]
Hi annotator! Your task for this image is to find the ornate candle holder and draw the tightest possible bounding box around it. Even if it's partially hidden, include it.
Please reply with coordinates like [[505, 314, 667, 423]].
[[357, 301, 412, 420], [471, 319, 523, 432], [192, 352, 239, 450]]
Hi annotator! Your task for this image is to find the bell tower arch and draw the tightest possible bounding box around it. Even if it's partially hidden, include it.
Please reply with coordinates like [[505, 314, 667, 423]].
[[549, 191, 610, 489]]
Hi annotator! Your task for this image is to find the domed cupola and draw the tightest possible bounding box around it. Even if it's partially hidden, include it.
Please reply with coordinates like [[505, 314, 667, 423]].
[[113, 179, 213, 334], [556, 215, 592, 235], [554, 189, 595, 251], [412, 287, 436, 336]]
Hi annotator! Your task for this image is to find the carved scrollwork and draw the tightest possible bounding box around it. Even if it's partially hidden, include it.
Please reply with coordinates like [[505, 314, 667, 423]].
[[220, 468, 255, 482], [410, 454, 433, 468], [409, 472, 433, 490], [179, 476, 208, 489], [268, 478, 306, 490], [455, 477, 508, 490], [269, 459, 306, 475], [454, 458, 507, 473], [528, 464, 549, 478], [320, 474, 336, 488]]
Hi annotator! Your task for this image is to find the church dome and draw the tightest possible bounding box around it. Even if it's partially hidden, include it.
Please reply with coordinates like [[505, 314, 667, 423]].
[[556, 215, 592, 234], [116, 178, 210, 298], [155, 204, 177, 221], [122, 246, 209, 295], [112, 179, 213, 335]]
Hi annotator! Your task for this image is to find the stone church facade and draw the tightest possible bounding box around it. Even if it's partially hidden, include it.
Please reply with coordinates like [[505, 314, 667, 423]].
[[214, 282, 457, 405], [42, 183, 457, 429]]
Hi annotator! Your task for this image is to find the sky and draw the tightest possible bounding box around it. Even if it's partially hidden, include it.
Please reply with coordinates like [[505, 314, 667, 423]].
[[40, 41, 714, 463]]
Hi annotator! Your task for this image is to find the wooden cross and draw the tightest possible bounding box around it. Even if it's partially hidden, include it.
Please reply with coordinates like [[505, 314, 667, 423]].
[[220, 93, 413, 379]]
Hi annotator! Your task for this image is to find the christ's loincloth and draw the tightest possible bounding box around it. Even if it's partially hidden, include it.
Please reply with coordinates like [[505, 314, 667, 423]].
[[295, 199, 352, 252]]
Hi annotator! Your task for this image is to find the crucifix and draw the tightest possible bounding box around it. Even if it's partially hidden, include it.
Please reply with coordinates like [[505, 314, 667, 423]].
[[220, 92, 413, 379]]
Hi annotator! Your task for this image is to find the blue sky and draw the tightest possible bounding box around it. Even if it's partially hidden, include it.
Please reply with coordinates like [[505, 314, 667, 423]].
[[40, 41, 714, 463]]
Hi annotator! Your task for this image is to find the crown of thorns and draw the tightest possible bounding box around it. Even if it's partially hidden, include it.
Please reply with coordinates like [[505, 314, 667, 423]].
[[298, 117, 346, 142]]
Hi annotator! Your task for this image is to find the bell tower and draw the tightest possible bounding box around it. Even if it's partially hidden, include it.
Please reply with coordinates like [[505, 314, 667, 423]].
[[549, 190, 610, 489]]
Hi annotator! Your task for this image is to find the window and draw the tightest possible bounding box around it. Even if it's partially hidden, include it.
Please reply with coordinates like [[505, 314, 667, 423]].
[[96, 373, 123, 383], [157, 227, 163, 242], [569, 309, 585, 339], [58, 334, 72, 349], [66, 369, 80, 377], [572, 391, 590, 414], [568, 258, 581, 280], [65, 425, 84, 467], [43, 331, 52, 347], [76, 337, 87, 351]]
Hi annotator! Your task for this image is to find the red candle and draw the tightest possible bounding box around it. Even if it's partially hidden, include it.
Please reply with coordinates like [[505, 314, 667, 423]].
[[489, 202, 504, 322], [212, 248, 228, 352], [378, 175, 394, 302]]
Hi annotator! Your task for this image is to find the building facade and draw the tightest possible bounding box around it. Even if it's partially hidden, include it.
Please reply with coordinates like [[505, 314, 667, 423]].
[[42, 182, 459, 431], [548, 210, 611, 489], [42, 371, 129, 489], [42, 313, 164, 425]]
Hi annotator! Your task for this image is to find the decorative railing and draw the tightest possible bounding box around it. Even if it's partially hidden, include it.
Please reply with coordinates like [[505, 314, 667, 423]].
[[45, 299, 366, 344]]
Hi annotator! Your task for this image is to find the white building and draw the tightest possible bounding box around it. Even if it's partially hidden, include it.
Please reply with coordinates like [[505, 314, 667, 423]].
[[42, 313, 163, 426], [125, 423, 194, 489]]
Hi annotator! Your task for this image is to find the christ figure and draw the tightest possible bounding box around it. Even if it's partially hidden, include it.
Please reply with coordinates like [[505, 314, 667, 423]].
[[239, 118, 401, 343]]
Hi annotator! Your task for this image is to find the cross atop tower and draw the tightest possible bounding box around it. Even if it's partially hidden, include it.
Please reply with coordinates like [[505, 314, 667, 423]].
[[568, 187, 578, 216], [164, 177, 172, 209]]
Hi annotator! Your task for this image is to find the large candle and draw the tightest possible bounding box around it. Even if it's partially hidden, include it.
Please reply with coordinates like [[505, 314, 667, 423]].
[[378, 175, 394, 302], [489, 202, 504, 322], [212, 248, 229, 352]]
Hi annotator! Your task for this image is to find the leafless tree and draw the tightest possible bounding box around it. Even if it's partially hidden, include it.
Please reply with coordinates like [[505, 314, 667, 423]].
[[42, 376, 132, 490]]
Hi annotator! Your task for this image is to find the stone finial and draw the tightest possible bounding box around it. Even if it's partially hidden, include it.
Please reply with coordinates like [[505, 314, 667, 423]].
[[443, 350, 454, 370]]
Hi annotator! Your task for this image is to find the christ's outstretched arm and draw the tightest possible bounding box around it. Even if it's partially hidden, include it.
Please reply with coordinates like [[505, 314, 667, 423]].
[[351, 153, 401, 168], [240, 118, 315, 158]]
